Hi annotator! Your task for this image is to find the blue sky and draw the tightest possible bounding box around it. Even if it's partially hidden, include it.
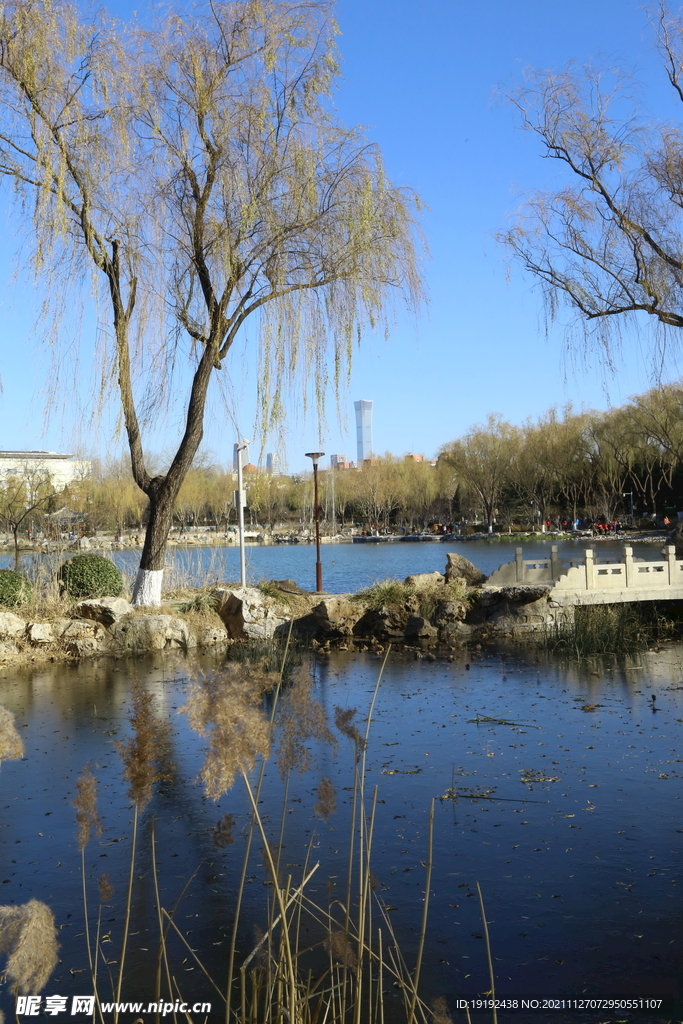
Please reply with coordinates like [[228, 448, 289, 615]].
[[0, 0, 681, 472]]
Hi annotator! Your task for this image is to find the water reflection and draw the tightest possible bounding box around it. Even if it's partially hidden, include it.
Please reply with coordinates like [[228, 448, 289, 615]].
[[0, 644, 682, 1020]]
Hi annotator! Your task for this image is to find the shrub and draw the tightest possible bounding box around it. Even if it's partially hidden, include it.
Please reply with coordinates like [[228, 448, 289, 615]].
[[0, 570, 31, 608], [59, 554, 123, 599]]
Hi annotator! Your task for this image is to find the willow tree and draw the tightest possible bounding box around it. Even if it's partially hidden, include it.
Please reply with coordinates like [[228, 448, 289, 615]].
[[440, 415, 520, 534], [0, 0, 423, 604], [501, 4, 683, 356]]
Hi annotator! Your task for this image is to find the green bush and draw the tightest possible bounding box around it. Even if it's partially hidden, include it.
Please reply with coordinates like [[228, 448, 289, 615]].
[[0, 569, 31, 608], [59, 554, 123, 599]]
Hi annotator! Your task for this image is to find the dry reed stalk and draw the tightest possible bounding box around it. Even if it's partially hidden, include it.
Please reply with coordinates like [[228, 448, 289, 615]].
[[476, 882, 497, 1024], [0, 706, 24, 764], [0, 900, 58, 994], [151, 823, 176, 1024], [114, 682, 173, 1022], [408, 798, 434, 1022], [224, 620, 293, 1019]]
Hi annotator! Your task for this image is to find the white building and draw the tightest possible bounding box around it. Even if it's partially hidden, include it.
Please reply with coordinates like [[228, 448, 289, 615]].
[[0, 451, 91, 489]]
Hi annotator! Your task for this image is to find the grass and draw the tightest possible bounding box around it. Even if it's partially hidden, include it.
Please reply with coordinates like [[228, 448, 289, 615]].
[[356, 575, 471, 621], [60, 645, 493, 1024], [541, 603, 680, 657]]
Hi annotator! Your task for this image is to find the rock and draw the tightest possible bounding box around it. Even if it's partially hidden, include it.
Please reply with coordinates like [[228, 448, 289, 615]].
[[26, 622, 54, 645], [60, 619, 106, 641], [75, 597, 134, 626], [439, 621, 472, 642], [0, 612, 26, 639], [65, 637, 104, 657], [353, 605, 407, 641], [109, 615, 196, 651], [0, 641, 18, 660], [196, 624, 230, 646], [215, 587, 288, 640], [312, 596, 366, 638], [404, 614, 438, 640], [404, 571, 444, 588], [434, 600, 468, 625], [270, 579, 310, 595], [444, 552, 487, 586]]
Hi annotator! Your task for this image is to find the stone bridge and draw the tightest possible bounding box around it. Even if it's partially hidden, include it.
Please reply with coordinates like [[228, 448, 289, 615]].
[[486, 544, 683, 609]]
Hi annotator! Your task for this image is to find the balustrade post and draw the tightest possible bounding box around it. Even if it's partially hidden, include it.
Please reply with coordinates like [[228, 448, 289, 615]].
[[515, 547, 524, 583], [667, 545, 677, 586], [623, 545, 633, 588], [551, 544, 559, 581], [585, 548, 595, 589]]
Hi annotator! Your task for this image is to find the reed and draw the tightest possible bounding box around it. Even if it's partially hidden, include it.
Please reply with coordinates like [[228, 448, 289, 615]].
[[541, 603, 679, 657], [72, 647, 496, 1024]]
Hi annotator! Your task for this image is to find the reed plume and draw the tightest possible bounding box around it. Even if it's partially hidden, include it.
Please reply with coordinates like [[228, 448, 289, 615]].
[[0, 706, 23, 764], [98, 874, 114, 902], [431, 997, 453, 1024], [326, 928, 358, 970], [115, 681, 173, 811], [277, 667, 336, 776], [73, 767, 101, 851], [334, 706, 366, 753], [314, 776, 337, 821], [0, 900, 58, 994], [212, 812, 235, 848], [182, 664, 273, 800]]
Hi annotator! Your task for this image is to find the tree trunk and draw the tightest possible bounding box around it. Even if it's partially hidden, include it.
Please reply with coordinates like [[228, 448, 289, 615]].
[[131, 491, 175, 606], [12, 528, 19, 571]]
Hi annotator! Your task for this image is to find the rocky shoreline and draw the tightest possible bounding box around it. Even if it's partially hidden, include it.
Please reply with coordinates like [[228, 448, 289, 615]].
[[0, 553, 571, 668]]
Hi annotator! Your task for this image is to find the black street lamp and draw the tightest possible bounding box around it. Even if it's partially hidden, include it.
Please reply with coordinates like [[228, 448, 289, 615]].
[[305, 451, 325, 592]]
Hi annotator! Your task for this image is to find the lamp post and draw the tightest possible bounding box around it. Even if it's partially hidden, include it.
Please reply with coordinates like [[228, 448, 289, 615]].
[[235, 440, 250, 588], [305, 451, 325, 592]]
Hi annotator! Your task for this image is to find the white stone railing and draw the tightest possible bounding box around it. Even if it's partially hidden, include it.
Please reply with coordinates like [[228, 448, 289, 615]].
[[488, 544, 683, 592]]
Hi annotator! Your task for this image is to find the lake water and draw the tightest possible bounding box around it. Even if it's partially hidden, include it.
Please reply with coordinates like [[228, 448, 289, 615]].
[[30, 536, 664, 594], [1, 641, 682, 1022]]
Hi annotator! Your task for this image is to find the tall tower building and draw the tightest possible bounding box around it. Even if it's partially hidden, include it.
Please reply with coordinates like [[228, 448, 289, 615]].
[[354, 400, 373, 464], [265, 452, 280, 474]]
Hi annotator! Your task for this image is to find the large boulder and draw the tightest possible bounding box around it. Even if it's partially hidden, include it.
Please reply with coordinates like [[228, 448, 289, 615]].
[[215, 587, 288, 640], [665, 521, 683, 558], [352, 605, 409, 641], [0, 612, 26, 639], [444, 552, 487, 586], [109, 615, 196, 651], [196, 624, 230, 646], [312, 596, 367, 638], [404, 614, 438, 640], [75, 597, 133, 626]]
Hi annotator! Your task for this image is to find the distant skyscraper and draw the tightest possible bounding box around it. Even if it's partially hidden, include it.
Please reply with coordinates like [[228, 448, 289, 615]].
[[266, 452, 280, 474], [354, 400, 373, 464]]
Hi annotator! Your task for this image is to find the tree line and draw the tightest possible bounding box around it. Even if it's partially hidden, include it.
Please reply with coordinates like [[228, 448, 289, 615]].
[[8, 381, 683, 539]]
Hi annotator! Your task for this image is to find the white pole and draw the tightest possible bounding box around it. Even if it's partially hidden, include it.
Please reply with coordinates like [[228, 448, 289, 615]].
[[237, 442, 247, 588], [331, 464, 336, 538]]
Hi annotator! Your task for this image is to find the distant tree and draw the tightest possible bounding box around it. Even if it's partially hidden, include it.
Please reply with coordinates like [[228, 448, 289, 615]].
[[502, 4, 683, 355], [0, 0, 423, 604], [441, 416, 520, 534], [0, 468, 56, 568]]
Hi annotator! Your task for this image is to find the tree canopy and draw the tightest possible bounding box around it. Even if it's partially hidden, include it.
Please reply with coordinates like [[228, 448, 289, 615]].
[[0, 0, 424, 602], [502, 2, 683, 354]]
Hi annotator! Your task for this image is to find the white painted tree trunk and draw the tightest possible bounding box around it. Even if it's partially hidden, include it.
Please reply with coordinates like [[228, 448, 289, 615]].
[[132, 568, 164, 607]]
